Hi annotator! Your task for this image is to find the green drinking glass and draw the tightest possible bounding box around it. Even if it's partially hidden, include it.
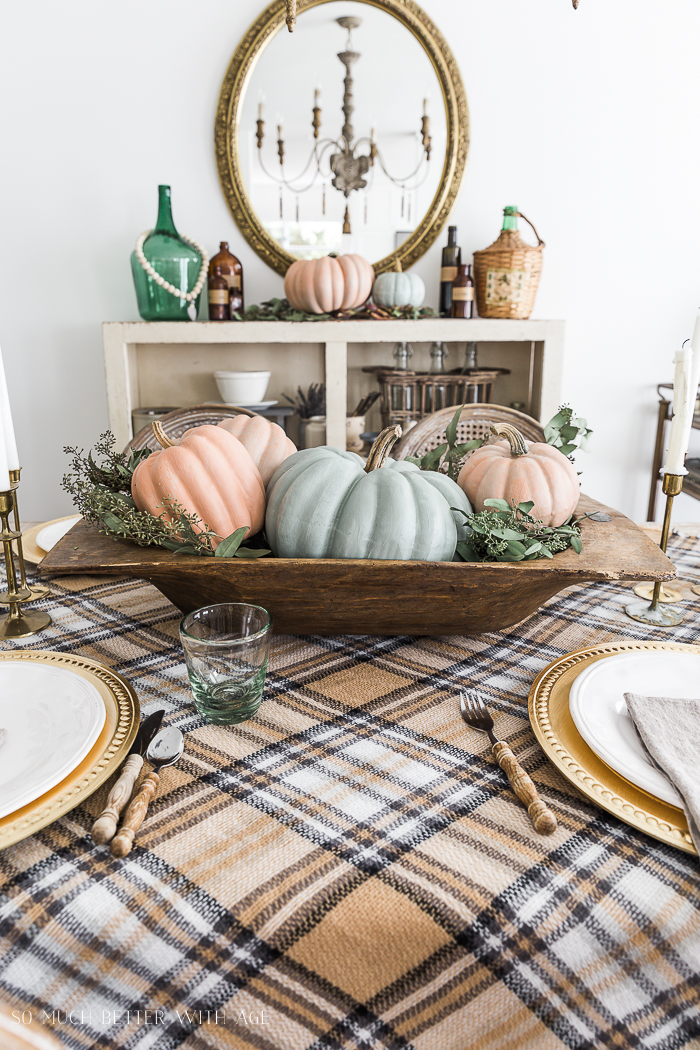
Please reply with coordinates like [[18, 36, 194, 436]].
[[179, 603, 272, 725], [131, 184, 204, 321]]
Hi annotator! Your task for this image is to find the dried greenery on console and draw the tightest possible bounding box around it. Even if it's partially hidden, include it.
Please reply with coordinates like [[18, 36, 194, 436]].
[[232, 297, 437, 323], [455, 499, 584, 562], [62, 432, 270, 558]]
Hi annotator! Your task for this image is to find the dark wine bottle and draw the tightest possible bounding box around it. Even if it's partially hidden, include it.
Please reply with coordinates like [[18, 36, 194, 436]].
[[439, 226, 461, 317]]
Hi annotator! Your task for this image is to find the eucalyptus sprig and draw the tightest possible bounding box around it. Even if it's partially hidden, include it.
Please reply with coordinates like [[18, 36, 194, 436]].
[[455, 499, 583, 562], [62, 432, 270, 558], [407, 404, 484, 481], [544, 405, 592, 460]]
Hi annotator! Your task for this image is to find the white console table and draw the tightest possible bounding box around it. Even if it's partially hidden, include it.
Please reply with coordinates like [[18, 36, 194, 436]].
[[103, 319, 565, 450]]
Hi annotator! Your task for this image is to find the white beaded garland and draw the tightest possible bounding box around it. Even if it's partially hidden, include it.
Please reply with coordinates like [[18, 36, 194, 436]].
[[134, 230, 209, 315]]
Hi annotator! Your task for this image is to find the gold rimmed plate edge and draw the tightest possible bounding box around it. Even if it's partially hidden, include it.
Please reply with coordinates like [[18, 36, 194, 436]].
[[528, 640, 698, 856], [0, 650, 139, 850]]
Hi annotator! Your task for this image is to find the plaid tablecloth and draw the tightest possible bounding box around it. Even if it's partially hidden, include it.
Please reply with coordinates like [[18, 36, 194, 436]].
[[1, 539, 700, 1050]]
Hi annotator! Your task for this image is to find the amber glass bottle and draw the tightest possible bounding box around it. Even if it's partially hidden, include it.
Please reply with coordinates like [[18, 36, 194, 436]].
[[208, 266, 229, 321], [451, 263, 475, 318], [209, 242, 244, 314]]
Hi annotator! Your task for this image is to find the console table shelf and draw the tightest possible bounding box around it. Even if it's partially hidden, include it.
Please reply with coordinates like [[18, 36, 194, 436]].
[[103, 319, 565, 450]]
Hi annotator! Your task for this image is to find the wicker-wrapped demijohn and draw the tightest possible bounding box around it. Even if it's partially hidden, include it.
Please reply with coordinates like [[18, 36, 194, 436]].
[[473, 207, 544, 319]]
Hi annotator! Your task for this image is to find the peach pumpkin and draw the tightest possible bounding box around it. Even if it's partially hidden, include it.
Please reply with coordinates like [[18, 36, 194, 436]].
[[217, 414, 296, 486], [131, 423, 266, 547], [457, 423, 580, 527], [284, 254, 374, 314]]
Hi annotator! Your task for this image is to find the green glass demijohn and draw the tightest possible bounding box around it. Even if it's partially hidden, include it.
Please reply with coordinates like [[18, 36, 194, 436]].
[[131, 185, 204, 321]]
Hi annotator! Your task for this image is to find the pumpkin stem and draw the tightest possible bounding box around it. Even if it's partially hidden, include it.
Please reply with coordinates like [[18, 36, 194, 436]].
[[490, 423, 529, 457], [364, 424, 402, 472], [153, 421, 177, 449], [394, 259, 403, 273]]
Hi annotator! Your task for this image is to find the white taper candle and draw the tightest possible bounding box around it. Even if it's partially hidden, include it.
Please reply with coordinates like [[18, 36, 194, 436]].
[[0, 399, 10, 492], [0, 346, 19, 471], [689, 309, 700, 419], [664, 341, 694, 475]]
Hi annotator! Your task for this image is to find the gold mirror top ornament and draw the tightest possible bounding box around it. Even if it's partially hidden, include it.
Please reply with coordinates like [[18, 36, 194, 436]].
[[215, 0, 468, 277]]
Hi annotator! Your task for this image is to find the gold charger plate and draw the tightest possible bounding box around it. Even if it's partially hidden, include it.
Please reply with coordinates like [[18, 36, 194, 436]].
[[0, 650, 139, 850], [528, 641, 698, 856], [22, 516, 82, 566]]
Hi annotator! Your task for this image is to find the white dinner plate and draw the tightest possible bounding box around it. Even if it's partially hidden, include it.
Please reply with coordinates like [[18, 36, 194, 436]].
[[0, 661, 106, 818], [568, 651, 700, 807], [36, 515, 81, 552]]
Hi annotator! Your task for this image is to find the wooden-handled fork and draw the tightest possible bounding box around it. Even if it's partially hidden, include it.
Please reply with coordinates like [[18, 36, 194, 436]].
[[459, 691, 557, 835]]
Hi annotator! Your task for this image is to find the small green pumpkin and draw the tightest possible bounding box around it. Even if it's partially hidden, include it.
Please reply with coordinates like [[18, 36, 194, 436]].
[[372, 261, 425, 309], [265, 426, 472, 561]]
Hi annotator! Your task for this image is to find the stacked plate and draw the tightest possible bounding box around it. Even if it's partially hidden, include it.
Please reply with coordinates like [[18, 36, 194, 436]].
[[0, 651, 139, 849], [529, 643, 700, 854], [23, 515, 82, 565]]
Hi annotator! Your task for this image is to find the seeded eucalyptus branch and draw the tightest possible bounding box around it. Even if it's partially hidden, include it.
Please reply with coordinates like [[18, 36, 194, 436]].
[[62, 431, 270, 558], [454, 499, 584, 562]]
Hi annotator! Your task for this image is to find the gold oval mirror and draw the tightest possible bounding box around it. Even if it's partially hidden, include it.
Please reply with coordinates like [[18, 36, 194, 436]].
[[215, 0, 468, 276]]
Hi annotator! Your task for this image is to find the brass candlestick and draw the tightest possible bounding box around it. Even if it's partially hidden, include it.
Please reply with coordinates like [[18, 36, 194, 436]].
[[9, 468, 50, 602], [625, 473, 684, 627], [0, 482, 51, 640]]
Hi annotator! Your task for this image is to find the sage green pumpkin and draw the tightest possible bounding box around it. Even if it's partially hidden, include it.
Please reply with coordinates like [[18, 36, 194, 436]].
[[372, 267, 425, 309], [265, 427, 472, 560]]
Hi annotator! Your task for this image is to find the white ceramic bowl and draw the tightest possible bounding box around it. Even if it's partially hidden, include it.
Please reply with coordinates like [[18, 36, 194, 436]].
[[214, 370, 271, 405]]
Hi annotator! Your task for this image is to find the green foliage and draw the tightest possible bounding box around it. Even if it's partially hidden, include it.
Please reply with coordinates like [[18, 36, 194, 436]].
[[408, 402, 593, 480], [61, 431, 270, 559], [544, 405, 593, 458], [454, 499, 584, 562], [406, 404, 484, 481], [231, 297, 437, 323]]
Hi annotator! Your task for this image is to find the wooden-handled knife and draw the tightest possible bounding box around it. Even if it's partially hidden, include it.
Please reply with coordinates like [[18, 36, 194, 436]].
[[91, 709, 165, 844]]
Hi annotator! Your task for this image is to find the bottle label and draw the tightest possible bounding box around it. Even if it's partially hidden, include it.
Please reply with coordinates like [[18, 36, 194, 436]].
[[440, 266, 458, 283], [208, 289, 228, 304], [452, 287, 474, 301], [225, 273, 242, 290], [486, 268, 527, 304]]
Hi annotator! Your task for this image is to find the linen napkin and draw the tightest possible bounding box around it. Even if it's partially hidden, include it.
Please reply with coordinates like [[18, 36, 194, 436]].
[[624, 692, 700, 853]]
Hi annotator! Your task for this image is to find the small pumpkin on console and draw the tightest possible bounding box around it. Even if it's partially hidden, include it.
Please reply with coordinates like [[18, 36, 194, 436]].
[[131, 423, 266, 547], [372, 260, 425, 309], [284, 253, 374, 314], [457, 423, 579, 527], [217, 414, 296, 486]]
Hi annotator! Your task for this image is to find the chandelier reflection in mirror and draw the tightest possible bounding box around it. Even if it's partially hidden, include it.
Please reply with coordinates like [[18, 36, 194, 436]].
[[254, 16, 431, 236]]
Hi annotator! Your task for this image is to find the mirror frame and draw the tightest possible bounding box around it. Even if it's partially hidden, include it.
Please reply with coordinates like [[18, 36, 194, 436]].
[[215, 0, 468, 277]]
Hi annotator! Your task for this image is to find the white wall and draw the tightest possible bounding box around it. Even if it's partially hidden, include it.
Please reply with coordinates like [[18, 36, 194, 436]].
[[1, 0, 699, 521]]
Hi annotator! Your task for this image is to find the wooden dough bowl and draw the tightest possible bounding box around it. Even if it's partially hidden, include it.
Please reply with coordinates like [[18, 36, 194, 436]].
[[40, 496, 675, 637]]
